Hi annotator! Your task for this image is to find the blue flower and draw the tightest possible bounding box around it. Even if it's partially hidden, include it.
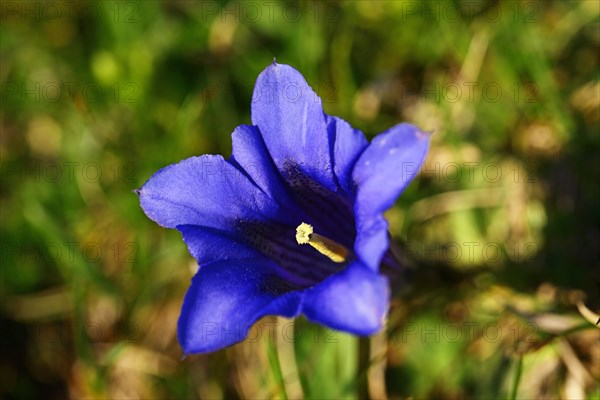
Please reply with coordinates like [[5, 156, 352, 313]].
[[137, 62, 430, 354]]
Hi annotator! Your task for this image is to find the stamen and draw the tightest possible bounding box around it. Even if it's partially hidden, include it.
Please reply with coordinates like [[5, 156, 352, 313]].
[[295, 222, 349, 263]]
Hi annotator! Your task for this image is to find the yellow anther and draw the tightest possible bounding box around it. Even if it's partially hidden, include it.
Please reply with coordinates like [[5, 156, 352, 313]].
[[295, 222, 348, 263]]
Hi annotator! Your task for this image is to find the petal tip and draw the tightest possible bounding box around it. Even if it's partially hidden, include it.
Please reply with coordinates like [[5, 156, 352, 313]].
[[418, 129, 435, 139]]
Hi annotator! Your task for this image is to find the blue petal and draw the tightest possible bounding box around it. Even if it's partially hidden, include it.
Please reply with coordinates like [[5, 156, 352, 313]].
[[230, 124, 298, 216], [302, 261, 389, 335], [179, 221, 347, 288], [179, 259, 303, 354], [352, 123, 430, 269], [137, 155, 279, 230], [178, 224, 260, 265], [251, 63, 337, 191], [326, 115, 368, 194]]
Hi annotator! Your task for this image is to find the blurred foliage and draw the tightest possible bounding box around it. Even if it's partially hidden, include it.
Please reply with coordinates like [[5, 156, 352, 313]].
[[1, 0, 599, 399]]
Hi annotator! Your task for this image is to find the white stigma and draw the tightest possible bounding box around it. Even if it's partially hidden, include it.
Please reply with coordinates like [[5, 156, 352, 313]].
[[295, 222, 349, 263]]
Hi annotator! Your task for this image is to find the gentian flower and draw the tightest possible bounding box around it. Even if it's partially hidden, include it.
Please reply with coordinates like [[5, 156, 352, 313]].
[[137, 62, 430, 354]]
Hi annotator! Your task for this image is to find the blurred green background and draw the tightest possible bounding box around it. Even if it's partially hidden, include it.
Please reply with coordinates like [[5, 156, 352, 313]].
[[1, 0, 599, 399]]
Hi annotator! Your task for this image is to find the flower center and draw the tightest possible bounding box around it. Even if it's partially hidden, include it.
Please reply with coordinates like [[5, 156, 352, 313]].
[[295, 222, 349, 263]]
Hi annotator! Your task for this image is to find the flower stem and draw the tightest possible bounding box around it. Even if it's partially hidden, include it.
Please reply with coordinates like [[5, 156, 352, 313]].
[[509, 354, 523, 400], [267, 339, 288, 400]]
